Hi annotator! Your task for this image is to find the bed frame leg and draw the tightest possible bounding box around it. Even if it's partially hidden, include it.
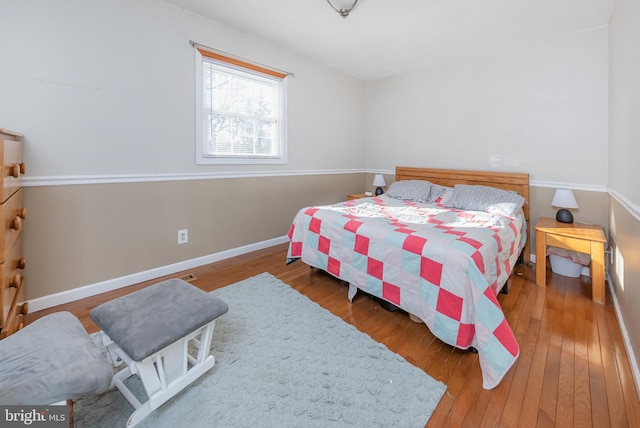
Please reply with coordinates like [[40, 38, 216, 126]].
[[500, 281, 509, 295], [348, 284, 358, 302], [67, 400, 74, 428]]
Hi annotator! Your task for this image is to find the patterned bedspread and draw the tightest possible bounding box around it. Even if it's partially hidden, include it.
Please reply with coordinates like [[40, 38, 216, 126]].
[[286, 194, 525, 389]]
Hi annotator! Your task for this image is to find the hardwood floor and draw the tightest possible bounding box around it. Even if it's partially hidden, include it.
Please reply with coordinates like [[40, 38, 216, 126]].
[[25, 243, 640, 427]]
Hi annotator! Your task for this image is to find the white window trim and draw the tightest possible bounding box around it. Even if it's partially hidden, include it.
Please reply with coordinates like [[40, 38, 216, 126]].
[[195, 49, 288, 165]]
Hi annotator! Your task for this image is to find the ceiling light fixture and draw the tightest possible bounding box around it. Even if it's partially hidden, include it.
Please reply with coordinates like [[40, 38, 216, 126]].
[[326, 0, 359, 18]]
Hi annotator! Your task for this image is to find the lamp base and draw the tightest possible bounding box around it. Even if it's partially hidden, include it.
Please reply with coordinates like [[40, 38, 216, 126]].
[[375, 187, 384, 196], [555, 208, 574, 224]]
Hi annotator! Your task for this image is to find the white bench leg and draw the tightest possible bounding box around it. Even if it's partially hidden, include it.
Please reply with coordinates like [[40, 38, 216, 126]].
[[100, 319, 218, 427]]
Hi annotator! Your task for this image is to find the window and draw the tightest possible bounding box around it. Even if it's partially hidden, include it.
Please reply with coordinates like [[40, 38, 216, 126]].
[[195, 48, 288, 165]]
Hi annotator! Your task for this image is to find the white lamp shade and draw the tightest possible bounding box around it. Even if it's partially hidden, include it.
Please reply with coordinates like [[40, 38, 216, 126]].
[[372, 174, 386, 187], [551, 189, 579, 209]]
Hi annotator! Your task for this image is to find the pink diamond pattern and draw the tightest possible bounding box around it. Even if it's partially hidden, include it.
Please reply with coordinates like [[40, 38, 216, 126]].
[[458, 236, 483, 249], [395, 227, 416, 234], [318, 236, 330, 255], [344, 219, 363, 233], [367, 257, 384, 280], [354, 234, 369, 255], [436, 288, 463, 321], [327, 256, 341, 277], [309, 217, 321, 234], [457, 323, 476, 347], [402, 235, 428, 255], [420, 257, 443, 286], [495, 319, 519, 357], [471, 251, 485, 274], [383, 282, 401, 305]]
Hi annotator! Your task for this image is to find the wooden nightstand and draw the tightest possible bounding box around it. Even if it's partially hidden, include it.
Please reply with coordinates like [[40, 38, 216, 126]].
[[534, 217, 607, 303], [347, 193, 370, 200]]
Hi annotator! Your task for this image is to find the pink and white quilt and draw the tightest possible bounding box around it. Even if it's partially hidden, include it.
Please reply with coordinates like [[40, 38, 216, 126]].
[[286, 194, 525, 389]]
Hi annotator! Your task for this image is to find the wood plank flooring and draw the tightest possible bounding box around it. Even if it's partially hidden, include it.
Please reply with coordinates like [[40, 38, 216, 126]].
[[25, 243, 640, 427]]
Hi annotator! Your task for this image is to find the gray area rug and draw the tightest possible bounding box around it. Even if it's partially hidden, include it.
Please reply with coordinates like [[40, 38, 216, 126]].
[[74, 272, 446, 427]]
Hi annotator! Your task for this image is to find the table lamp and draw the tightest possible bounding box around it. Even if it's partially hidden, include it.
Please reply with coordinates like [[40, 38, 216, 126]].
[[551, 189, 579, 224], [373, 174, 386, 196]]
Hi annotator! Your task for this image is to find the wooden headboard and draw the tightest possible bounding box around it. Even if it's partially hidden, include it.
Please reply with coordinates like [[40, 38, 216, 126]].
[[395, 166, 531, 261]]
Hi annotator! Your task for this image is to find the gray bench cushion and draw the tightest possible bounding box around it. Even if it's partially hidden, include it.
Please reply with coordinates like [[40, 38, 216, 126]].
[[90, 279, 228, 361], [0, 311, 113, 405]]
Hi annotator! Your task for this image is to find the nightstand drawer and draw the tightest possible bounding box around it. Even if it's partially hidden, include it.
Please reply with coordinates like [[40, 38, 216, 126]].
[[546, 233, 591, 254]]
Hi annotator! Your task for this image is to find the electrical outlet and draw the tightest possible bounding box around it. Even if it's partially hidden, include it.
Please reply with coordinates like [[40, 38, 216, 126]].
[[178, 229, 189, 244]]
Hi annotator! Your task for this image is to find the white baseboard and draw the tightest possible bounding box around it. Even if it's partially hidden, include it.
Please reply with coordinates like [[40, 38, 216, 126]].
[[27, 236, 289, 312], [608, 279, 640, 400]]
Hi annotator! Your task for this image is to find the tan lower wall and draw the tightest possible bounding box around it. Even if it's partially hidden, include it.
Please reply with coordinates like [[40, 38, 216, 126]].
[[609, 198, 640, 371], [22, 173, 613, 302], [22, 173, 366, 300]]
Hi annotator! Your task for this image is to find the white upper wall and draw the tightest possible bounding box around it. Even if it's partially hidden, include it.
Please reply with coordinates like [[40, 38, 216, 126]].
[[0, 0, 365, 177], [609, 0, 640, 207], [0, 0, 611, 190], [365, 27, 609, 187]]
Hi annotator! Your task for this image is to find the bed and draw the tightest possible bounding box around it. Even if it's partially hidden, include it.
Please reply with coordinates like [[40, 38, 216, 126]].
[[286, 167, 530, 389]]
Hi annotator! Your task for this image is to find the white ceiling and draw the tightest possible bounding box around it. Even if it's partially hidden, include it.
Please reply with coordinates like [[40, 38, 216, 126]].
[[167, 0, 613, 81]]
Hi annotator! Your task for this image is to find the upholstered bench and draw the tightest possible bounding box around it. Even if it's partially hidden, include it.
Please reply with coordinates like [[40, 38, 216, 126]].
[[90, 278, 228, 427], [0, 311, 113, 405]]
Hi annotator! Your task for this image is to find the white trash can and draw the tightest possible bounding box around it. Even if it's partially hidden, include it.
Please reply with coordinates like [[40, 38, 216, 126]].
[[549, 254, 584, 278]]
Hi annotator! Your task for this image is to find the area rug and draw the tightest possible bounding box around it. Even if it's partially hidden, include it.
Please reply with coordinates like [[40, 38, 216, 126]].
[[74, 273, 446, 427]]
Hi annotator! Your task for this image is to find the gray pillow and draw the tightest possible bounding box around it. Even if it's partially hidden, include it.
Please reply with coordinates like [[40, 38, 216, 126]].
[[429, 183, 448, 202], [443, 184, 526, 217], [386, 180, 445, 203]]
